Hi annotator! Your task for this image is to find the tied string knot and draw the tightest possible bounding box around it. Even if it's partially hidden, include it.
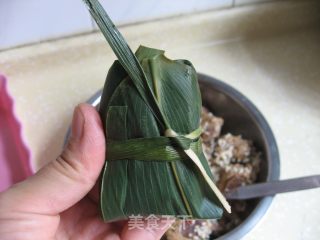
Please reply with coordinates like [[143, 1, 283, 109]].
[[106, 127, 231, 213], [165, 128, 231, 214], [106, 127, 202, 162]]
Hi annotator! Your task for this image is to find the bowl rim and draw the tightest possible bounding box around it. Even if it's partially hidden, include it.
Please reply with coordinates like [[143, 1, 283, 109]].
[[65, 73, 280, 239]]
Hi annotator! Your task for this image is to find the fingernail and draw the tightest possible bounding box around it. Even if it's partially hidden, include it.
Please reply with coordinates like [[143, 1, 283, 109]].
[[71, 106, 84, 140]]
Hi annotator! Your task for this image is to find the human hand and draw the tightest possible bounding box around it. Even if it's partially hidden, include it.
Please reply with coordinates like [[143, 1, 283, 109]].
[[0, 104, 172, 240]]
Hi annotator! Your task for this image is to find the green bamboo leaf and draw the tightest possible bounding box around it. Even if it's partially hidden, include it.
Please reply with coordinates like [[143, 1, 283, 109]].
[[81, 0, 230, 222], [82, 0, 167, 129]]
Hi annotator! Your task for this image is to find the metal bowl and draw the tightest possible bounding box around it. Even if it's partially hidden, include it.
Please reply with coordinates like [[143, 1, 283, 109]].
[[78, 73, 280, 239], [198, 73, 280, 239]]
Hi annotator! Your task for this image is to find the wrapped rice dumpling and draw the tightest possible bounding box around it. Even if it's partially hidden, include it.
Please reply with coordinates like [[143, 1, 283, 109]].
[[82, 0, 231, 222]]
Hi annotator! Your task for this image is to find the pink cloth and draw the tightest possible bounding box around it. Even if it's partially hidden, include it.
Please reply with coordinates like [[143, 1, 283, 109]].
[[0, 74, 32, 192]]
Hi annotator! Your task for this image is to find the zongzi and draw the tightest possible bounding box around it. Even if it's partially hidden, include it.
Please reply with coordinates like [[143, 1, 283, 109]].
[[82, 0, 231, 222]]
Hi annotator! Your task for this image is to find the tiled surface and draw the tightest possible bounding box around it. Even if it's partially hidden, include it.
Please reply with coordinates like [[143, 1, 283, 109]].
[[0, 0, 93, 50], [97, 0, 232, 26], [0, 0, 233, 50], [0, 0, 320, 239], [0, 0, 280, 50]]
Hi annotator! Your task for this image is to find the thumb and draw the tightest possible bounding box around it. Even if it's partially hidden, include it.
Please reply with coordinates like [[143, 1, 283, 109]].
[[0, 104, 106, 215]]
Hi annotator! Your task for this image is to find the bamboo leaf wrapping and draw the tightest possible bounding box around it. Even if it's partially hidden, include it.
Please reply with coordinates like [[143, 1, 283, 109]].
[[82, 0, 230, 222]]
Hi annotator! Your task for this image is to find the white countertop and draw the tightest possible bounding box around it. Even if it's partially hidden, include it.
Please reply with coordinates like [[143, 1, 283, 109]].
[[1, 1, 319, 239]]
